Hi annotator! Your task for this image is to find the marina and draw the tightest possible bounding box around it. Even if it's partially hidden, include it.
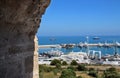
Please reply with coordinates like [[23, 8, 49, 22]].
[[38, 42, 120, 65], [38, 36, 120, 65]]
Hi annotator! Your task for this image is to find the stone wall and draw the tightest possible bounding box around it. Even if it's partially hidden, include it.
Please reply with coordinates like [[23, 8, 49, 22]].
[[0, 0, 50, 78]]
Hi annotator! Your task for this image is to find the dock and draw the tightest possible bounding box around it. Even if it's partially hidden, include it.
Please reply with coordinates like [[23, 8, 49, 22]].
[[77, 42, 120, 47], [38, 42, 120, 48], [38, 44, 61, 48]]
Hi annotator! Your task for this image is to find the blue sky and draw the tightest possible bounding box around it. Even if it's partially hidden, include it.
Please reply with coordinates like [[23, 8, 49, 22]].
[[37, 0, 120, 36]]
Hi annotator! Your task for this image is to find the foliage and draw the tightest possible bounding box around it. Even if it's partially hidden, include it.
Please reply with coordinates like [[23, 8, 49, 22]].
[[67, 66, 76, 71], [70, 60, 78, 65], [102, 67, 120, 78], [106, 67, 116, 72], [89, 68, 95, 71], [103, 72, 120, 78], [62, 61, 68, 65], [59, 69, 76, 78], [56, 63, 61, 69], [53, 69, 59, 75], [50, 59, 61, 65], [77, 65, 87, 71], [39, 71, 44, 78], [88, 71, 98, 77], [39, 65, 52, 72], [77, 76, 82, 78]]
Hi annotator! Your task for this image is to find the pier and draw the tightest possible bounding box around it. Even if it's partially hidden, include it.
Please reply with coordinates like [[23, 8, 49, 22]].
[[38, 42, 120, 48], [77, 42, 120, 48], [38, 44, 61, 48]]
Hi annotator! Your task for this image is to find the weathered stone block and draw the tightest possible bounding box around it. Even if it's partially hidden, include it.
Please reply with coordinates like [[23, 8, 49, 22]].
[[25, 56, 33, 73], [0, 0, 51, 78]]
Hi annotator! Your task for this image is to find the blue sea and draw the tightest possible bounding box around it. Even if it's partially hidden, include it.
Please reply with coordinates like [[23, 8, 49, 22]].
[[37, 36, 120, 56]]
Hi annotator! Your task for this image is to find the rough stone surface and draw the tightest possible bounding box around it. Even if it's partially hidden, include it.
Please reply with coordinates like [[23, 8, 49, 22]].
[[0, 0, 50, 78]]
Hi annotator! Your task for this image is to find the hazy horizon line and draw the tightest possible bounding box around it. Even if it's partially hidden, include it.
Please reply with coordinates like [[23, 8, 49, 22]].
[[37, 35, 120, 37]]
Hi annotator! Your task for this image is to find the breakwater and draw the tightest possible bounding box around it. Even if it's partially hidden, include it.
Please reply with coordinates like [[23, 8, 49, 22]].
[[39, 42, 120, 48]]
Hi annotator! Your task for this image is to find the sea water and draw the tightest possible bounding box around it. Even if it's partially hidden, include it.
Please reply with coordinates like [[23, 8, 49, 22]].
[[37, 36, 120, 56]]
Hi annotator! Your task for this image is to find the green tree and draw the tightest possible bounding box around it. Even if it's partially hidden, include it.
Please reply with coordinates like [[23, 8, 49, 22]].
[[70, 60, 78, 65], [88, 71, 98, 77], [106, 67, 116, 72], [77, 65, 87, 71], [67, 66, 76, 71], [50, 59, 61, 65], [59, 69, 76, 78], [56, 63, 61, 69], [102, 67, 120, 78], [62, 61, 68, 65]]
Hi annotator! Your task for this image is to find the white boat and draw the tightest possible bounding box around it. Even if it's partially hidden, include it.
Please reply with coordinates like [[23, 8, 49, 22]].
[[103, 61, 120, 65], [115, 41, 120, 46], [93, 37, 100, 40], [47, 49, 64, 56], [103, 58, 120, 65]]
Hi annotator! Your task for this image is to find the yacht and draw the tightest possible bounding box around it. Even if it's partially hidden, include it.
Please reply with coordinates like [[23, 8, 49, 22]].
[[93, 37, 100, 40]]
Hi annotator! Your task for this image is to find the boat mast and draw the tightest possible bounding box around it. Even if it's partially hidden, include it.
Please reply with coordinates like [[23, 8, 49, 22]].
[[114, 41, 118, 57], [86, 36, 89, 56]]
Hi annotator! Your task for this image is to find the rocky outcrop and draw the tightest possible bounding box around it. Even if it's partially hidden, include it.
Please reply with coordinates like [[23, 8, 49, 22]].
[[0, 0, 50, 78]]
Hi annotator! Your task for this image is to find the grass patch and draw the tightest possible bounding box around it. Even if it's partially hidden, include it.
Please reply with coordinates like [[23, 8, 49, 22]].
[[39, 64, 120, 78], [40, 72, 60, 78]]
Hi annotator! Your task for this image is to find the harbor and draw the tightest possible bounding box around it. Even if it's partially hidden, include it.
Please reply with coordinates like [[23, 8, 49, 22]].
[[38, 42, 120, 65], [38, 36, 120, 65]]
